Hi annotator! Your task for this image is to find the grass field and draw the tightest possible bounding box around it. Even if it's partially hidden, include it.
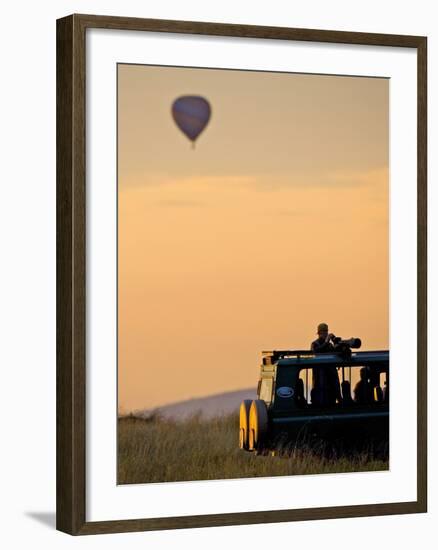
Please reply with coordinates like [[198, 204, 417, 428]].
[[117, 413, 388, 484]]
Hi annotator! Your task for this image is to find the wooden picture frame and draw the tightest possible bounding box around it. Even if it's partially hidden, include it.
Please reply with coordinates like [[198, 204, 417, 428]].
[[56, 13, 427, 535]]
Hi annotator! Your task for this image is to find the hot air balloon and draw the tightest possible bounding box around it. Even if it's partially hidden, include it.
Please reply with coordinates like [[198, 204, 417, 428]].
[[171, 95, 211, 148]]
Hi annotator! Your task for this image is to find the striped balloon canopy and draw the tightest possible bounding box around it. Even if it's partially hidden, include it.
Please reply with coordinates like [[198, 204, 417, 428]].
[[171, 96, 211, 147]]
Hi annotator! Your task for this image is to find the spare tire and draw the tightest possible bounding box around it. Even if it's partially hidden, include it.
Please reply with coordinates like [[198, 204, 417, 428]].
[[239, 400, 252, 450], [248, 399, 269, 451]]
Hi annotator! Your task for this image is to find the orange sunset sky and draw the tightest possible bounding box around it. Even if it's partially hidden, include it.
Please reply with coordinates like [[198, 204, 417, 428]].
[[117, 64, 389, 413]]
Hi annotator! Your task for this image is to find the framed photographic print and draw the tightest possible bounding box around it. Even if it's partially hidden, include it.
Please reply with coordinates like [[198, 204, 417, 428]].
[[56, 14, 427, 535]]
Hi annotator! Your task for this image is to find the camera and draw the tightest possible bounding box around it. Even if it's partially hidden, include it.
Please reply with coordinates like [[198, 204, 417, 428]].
[[332, 336, 362, 350]]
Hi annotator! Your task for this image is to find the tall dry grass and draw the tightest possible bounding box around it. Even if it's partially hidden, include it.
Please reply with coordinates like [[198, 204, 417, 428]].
[[117, 413, 388, 484]]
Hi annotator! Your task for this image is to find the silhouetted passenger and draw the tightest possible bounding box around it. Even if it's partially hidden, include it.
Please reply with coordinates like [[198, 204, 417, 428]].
[[353, 367, 374, 404], [383, 380, 389, 403], [374, 385, 383, 402], [341, 380, 353, 405]]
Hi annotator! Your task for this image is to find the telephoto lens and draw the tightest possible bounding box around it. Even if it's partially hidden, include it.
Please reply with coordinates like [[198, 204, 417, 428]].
[[334, 337, 362, 350], [347, 337, 361, 349]]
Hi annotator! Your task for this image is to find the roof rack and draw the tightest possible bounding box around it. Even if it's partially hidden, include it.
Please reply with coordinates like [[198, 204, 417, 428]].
[[262, 350, 317, 362], [262, 349, 389, 365]]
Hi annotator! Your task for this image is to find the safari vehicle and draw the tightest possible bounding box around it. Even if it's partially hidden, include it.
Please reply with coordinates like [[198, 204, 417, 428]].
[[239, 343, 389, 453]]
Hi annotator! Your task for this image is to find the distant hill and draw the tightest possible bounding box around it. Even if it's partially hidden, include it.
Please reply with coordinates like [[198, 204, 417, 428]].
[[135, 388, 256, 420]]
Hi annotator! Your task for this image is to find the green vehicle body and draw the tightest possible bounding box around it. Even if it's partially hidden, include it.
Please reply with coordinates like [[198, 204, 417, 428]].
[[239, 349, 389, 452]]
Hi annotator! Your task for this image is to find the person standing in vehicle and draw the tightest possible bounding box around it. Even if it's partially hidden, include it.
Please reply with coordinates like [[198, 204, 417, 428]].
[[310, 323, 342, 406]]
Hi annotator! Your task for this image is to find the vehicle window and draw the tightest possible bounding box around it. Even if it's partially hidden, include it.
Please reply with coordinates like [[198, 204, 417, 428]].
[[298, 365, 388, 406], [299, 368, 313, 404]]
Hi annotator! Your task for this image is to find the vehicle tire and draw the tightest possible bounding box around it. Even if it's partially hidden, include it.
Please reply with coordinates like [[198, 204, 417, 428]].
[[239, 400, 252, 450], [249, 399, 269, 451]]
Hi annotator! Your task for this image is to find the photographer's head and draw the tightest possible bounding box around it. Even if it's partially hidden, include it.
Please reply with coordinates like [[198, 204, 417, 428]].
[[317, 322, 329, 339]]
